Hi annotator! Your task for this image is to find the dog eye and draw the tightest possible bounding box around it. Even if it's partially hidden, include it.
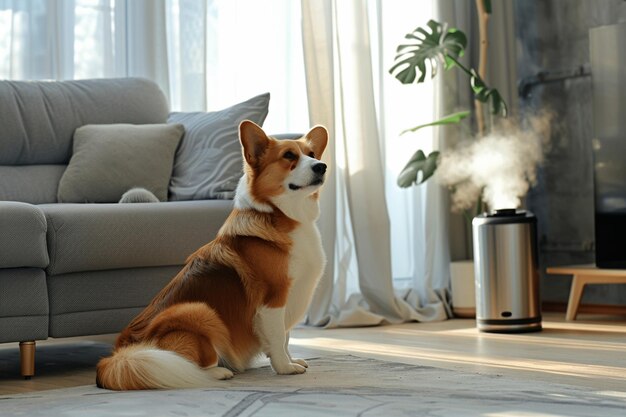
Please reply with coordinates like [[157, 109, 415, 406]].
[[283, 151, 297, 160], [308, 152, 315, 158]]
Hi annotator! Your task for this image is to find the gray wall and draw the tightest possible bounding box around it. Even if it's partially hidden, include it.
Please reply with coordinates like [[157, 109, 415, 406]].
[[514, 0, 626, 305]]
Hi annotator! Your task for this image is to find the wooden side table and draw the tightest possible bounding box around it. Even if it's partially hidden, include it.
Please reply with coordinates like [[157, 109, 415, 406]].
[[546, 264, 626, 320]]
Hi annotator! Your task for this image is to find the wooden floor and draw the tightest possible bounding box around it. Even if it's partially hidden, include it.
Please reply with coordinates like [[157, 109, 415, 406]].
[[1, 312, 625, 395]]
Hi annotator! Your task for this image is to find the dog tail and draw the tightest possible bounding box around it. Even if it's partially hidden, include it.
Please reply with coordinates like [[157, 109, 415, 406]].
[[97, 302, 239, 390], [96, 343, 220, 390]]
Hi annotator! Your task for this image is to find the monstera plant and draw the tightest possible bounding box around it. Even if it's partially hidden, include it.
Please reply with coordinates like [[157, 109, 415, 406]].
[[390, 12, 508, 188], [390, 5, 511, 318]]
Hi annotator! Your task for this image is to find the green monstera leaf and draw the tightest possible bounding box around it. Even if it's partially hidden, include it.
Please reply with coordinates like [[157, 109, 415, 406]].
[[397, 150, 440, 188], [470, 69, 508, 117], [389, 20, 467, 84]]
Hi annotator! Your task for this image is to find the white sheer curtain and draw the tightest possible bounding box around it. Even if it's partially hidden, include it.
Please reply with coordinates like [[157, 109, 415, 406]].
[[0, 0, 307, 132], [302, 0, 451, 327], [165, 0, 308, 131], [0, 0, 452, 326]]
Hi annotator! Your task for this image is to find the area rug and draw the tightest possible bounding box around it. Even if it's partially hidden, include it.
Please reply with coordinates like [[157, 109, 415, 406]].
[[1, 348, 625, 416]]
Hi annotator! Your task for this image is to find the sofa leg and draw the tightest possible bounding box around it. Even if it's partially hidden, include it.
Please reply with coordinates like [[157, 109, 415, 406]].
[[19, 341, 36, 379]]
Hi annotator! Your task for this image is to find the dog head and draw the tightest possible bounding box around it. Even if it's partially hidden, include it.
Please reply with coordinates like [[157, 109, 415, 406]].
[[236, 120, 328, 216]]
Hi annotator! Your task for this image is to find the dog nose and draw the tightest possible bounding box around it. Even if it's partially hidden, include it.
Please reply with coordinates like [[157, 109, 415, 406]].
[[312, 163, 327, 175]]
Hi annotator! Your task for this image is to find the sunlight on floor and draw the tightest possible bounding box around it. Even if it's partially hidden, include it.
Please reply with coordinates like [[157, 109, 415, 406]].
[[290, 336, 625, 382], [384, 326, 626, 351], [598, 391, 626, 399], [290, 315, 626, 390]]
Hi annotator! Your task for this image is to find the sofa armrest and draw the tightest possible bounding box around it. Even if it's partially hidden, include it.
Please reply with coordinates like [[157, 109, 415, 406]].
[[0, 202, 49, 268]]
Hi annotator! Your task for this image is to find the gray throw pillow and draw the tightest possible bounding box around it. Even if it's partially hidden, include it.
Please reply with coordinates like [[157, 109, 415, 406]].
[[168, 93, 270, 200], [57, 123, 184, 203]]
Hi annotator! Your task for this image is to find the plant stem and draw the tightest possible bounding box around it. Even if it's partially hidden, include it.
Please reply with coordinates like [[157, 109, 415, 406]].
[[445, 56, 473, 78], [475, 0, 490, 137]]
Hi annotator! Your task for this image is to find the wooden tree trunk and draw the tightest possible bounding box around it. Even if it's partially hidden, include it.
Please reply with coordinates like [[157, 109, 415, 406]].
[[475, 0, 490, 137]]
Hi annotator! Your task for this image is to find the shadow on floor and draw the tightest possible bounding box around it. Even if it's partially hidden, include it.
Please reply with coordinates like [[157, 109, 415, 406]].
[[0, 341, 113, 381]]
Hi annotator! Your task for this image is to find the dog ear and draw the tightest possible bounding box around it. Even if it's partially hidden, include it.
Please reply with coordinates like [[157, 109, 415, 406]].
[[239, 120, 270, 166], [305, 125, 328, 159]]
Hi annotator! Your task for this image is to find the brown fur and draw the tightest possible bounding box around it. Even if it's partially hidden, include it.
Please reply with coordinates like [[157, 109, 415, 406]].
[[144, 302, 229, 368], [96, 121, 327, 390]]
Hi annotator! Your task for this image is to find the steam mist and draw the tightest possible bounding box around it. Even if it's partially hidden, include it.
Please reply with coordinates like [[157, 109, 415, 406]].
[[437, 113, 553, 212]]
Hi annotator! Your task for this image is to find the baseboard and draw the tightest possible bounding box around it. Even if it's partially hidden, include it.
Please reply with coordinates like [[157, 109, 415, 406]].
[[452, 303, 626, 319], [542, 302, 626, 316], [452, 307, 475, 318]]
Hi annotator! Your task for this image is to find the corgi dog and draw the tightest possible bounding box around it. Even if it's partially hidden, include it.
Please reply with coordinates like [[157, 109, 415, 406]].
[[96, 120, 328, 390]]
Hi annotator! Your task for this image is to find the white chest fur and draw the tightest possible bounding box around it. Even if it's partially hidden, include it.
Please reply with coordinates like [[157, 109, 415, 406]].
[[284, 222, 326, 330]]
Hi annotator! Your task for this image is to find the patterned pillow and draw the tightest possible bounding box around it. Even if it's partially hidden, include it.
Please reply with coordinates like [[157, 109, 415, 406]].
[[168, 93, 270, 200]]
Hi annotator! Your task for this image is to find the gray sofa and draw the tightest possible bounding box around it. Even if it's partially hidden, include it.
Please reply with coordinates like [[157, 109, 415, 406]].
[[0, 78, 235, 377]]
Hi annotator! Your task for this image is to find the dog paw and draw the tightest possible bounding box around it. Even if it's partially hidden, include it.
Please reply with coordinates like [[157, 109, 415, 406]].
[[274, 363, 307, 375], [207, 366, 234, 380], [291, 358, 309, 368]]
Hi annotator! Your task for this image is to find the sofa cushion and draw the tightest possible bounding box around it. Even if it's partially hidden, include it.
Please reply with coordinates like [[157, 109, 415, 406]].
[[41, 200, 233, 275], [0, 202, 49, 268], [0, 78, 169, 165], [168, 93, 270, 200], [57, 123, 184, 203], [49, 308, 147, 338], [47, 266, 180, 315], [0, 268, 49, 343], [0, 165, 66, 204], [47, 266, 180, 337]]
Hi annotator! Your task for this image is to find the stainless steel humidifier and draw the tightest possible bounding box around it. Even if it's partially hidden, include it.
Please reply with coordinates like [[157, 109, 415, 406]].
[[472, 209, 542, 333]]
